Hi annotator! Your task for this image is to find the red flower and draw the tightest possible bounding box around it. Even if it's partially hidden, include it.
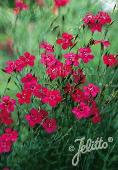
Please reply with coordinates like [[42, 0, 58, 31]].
[[71, 89, 85, 103], [21, 73, 38, 84], [0, 96, 16, 113], [40, 53, 57, 67], [56, 32, 73, 50], [46, 62, 72, 80], [4, 52, 35, 74], [0, 136, 12, 153], [94, 40, 110, 47], [0, 110, 13, 125], [20, 52, 35, 67], [84, 83, 100, 98], [15, 58, 26, 72], [4, 61, 16, 74], [40, 41, 54, 53], [0, 128, 18, 154], [103, 54, 117, 67], [25, 108, 48, 127], [41, 89, 62, 107], [96, 11, 111, 25], [63, 53, 79, 66], [78, 47, 94, 63], [2, 128, 18, 142], [14, 0, 28, 14], [72, 69, 86, 84], [83, 11, 112, 32], [42, 118, 57, 133], [46, 61, 63, 80], [23, 81, 41, 96], [54, 0, 70, 7], [16, 89, 32, 104], [72, 102, 91, 120], [61, 64, 72, 78]]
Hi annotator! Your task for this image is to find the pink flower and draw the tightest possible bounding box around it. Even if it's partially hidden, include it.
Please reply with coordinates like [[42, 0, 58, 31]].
[[63, 53, 79, 66], [54, 0, 70, 7], [0, 128, 18, 154], [15, 58, 26, 72], [4, 61, 16, 74], [96, 11, 111, 25], [0, 96, 16, 113], [46, 62, 72, 80], [21, 73, 38, 84], [71, 89, 85, 103], [25, 108, 48, 127], [41, 89, 62, 107], [16, 89, 32, 104], [78, 47, 94, 63], [84, 83, 100, 97], [4, 52, 35, 74], [103, 54, 117, 67], [72, 102, 91, 120], [40, 41, 54, 53], [14, 0, 28, 15], [56, 32, 73, 50], [2, 128, 18, 142], [83, 11, 112, 32], [72, 69, 86, 84], [46, 61, 63, 80], [0, 110, 13, 125], [20, 52, 35, 67], [42, 118, 57, 133], [61, 64, 72, 78], [40, 53, 57, 67], [25, 83, 41, 96], [0, 136, 12, 153], [15, 1, 28, 10]]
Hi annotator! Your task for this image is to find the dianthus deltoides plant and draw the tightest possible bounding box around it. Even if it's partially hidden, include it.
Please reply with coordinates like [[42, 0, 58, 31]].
[[0, 1, 118, 170]]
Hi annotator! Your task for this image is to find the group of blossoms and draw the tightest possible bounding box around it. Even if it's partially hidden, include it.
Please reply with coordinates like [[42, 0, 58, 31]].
[[2, 10, 117, 135]]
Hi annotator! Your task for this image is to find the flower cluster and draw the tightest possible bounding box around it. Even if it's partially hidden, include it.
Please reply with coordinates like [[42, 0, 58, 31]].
[[83, 11, 112, 32], [71, 83, 101, 123], [0, 128, 18, 154], [0, 96, 16, 125], [25, 108, 57, 133], [2, 11, 117, 138], [39, 37, 101, 123], [103, 54, 117, 67], [16, 73, 62, 107], [4, 52, 35, 74]]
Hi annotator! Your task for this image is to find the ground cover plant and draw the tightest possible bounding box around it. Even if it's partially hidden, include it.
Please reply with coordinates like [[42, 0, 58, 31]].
[[0, 0, 118, 170]]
